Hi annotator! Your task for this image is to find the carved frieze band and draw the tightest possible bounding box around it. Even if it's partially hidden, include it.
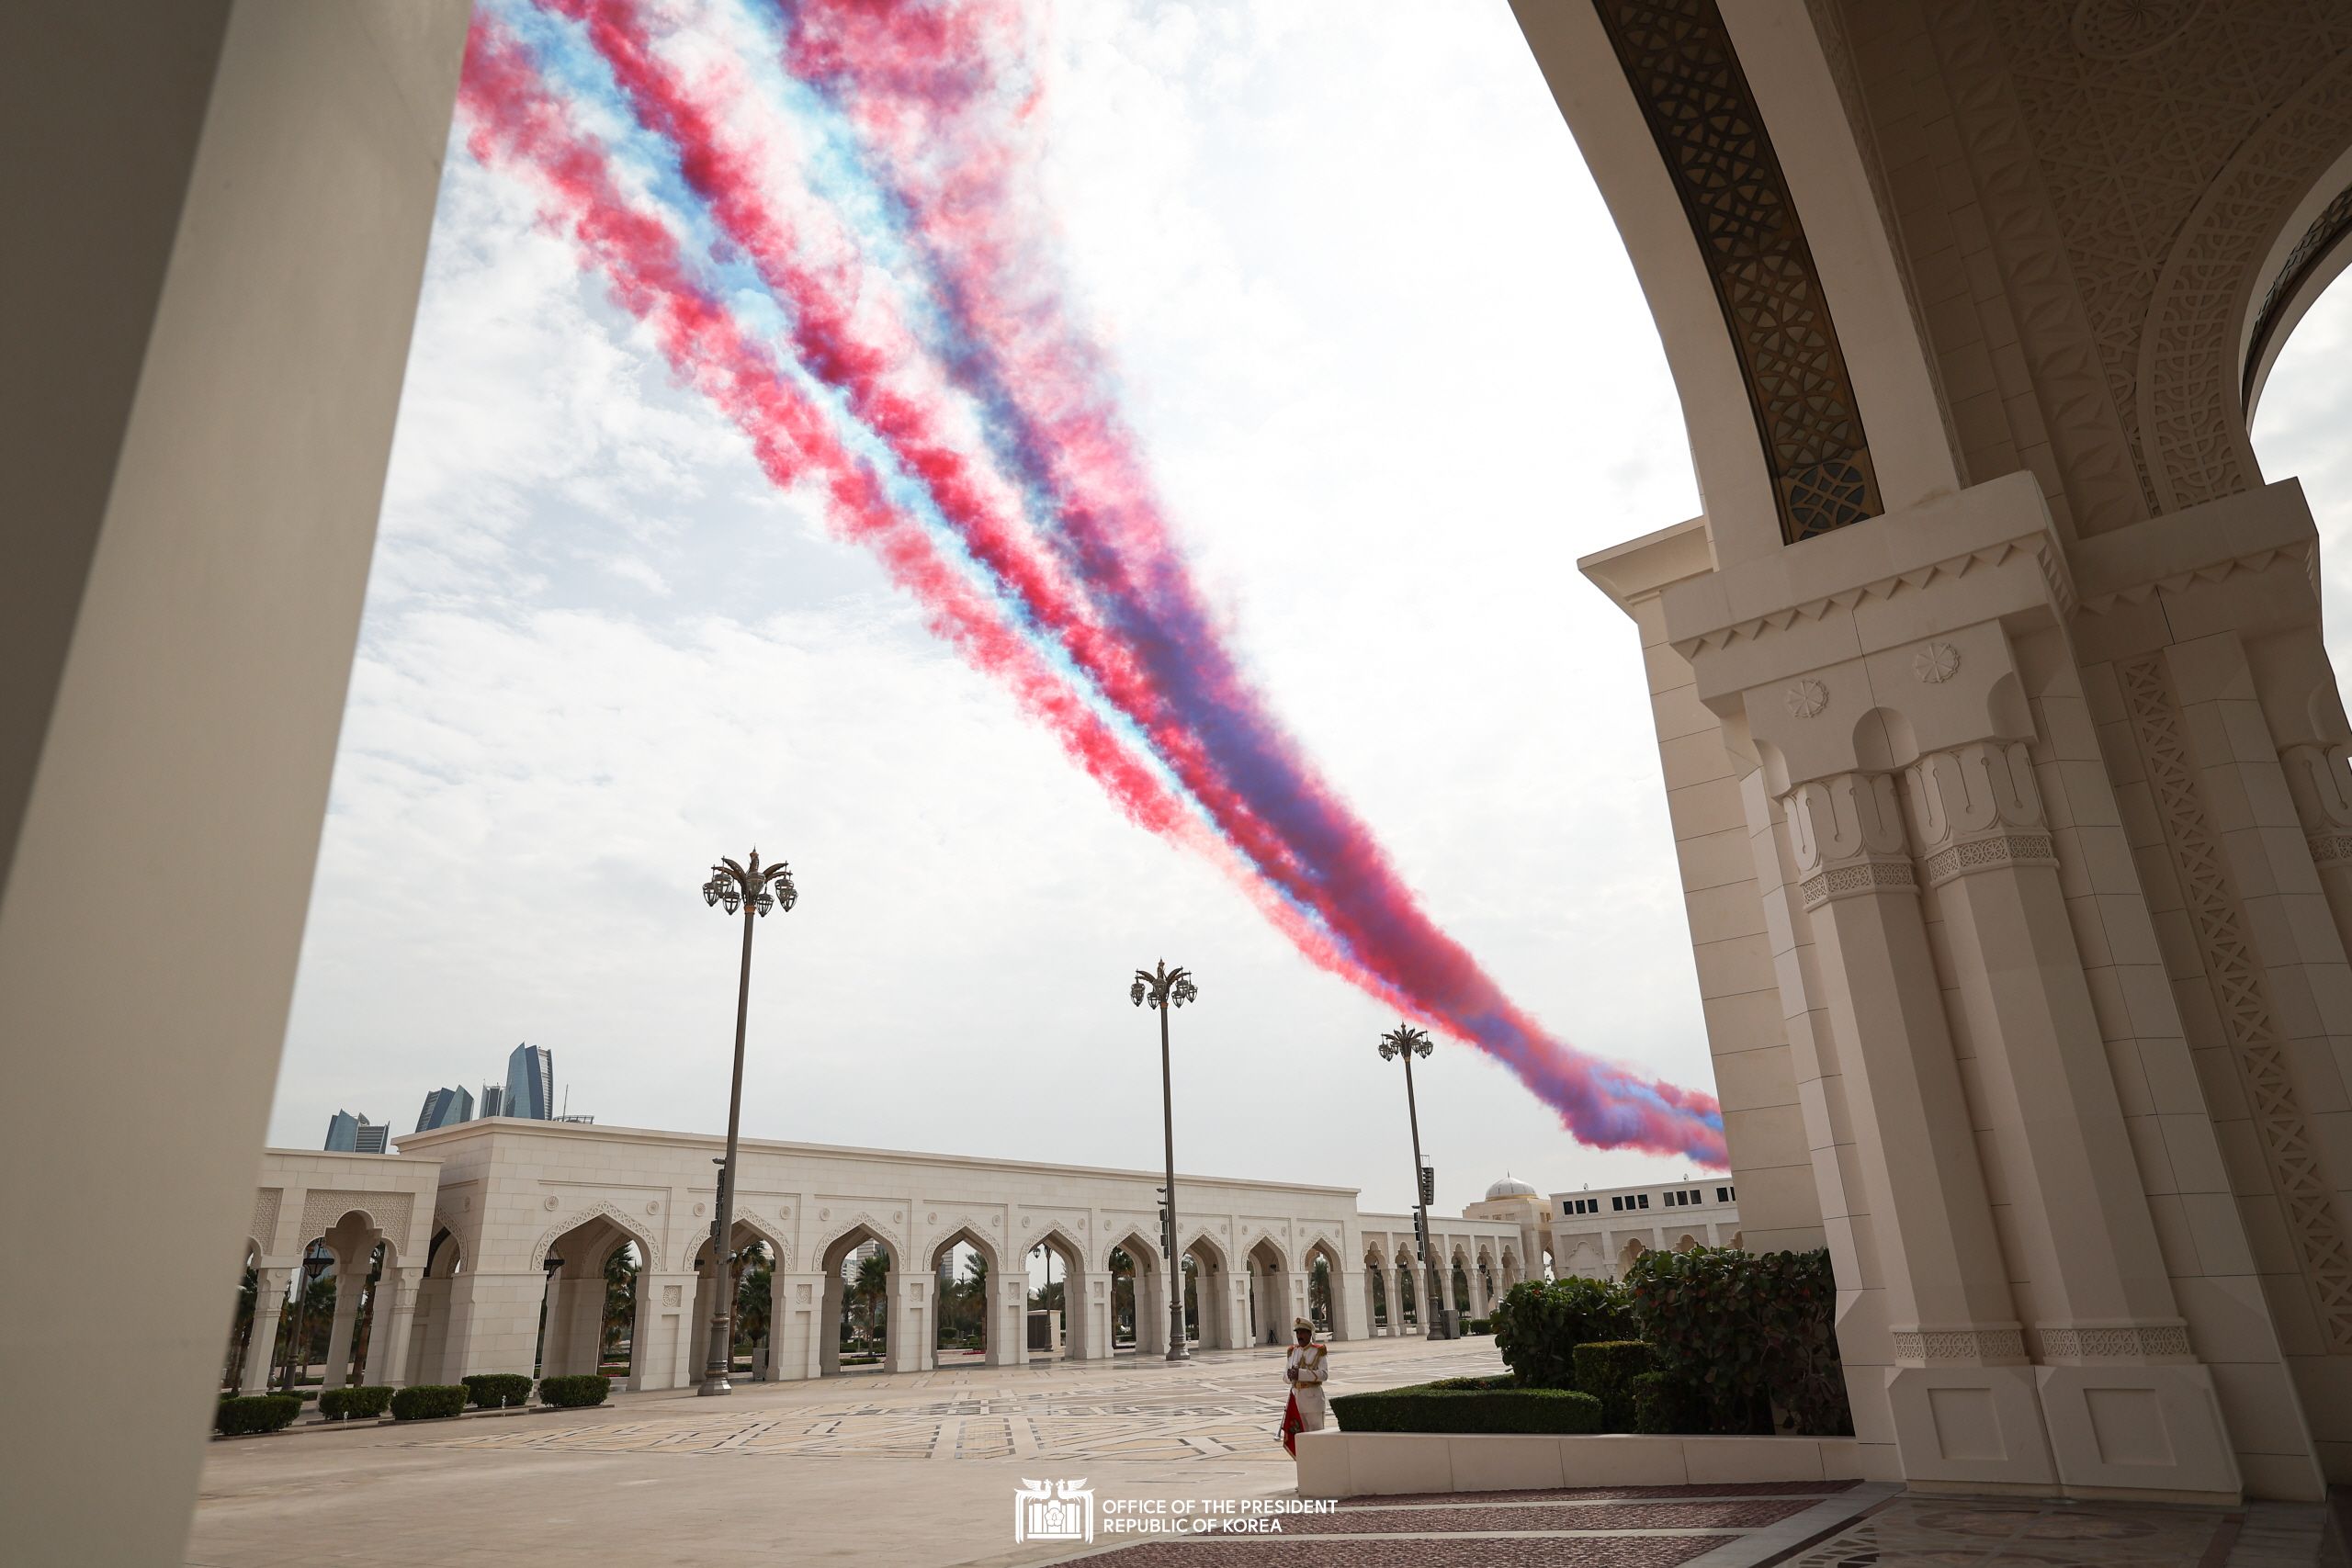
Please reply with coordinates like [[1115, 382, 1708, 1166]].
[[2119, 655, 2352, 1353], [1593, 0, 1883, 544], [1921, 832, 2056, 886], [1891, 1325, 2027, 1366], [2037, 1323, 2191, 1363], [2309, 834, 2352, 865], [1801, 859, 1917, 909], [297, 1190, 413, 1246]]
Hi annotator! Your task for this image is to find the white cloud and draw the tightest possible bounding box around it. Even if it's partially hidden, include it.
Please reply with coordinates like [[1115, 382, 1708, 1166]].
[[276, 0, 1723, 1209]]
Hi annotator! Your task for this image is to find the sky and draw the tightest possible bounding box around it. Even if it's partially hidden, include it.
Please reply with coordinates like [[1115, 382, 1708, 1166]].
[[267, 0, 2352, 1222]]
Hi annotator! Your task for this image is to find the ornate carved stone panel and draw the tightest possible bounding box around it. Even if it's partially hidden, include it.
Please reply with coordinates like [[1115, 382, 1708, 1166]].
[[296, 1189, 413, 1244], [2245, 179, 2352, 405], [2119, 655, 2352, 1351], [1595, 0, 1884, 544]]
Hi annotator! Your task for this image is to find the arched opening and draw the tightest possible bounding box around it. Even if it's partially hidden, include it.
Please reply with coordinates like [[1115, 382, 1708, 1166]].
[[1363, 1248, 1389, 1335], [684, 1220, 780, 1386], [1182, 1235, 1228, 1348], [1305, 1240, 1340, 1336], [1729, 1231, 1745, 1252], [1104, 1231, 1165, 1357], [1450, 1251, 1472, 1325], [819, 1227, 896, 1377], [931, 1228, 997, 1366], [1618, 1236, 1648, 1279], [266, 1208, 390, 1400], [1499, 1247, 1522, 1292], [1393, 1249, 1419, 1332], [1673, 1233, 1702, 1255], [1475, 1249, 1497, 1314], [1244, 1236, 1292, 1346], [1025, 1229, 1086, 1361], [536, 1210, 662, 1388], [223, 1240, 261, 1393], [408, 1227, 465, 1386]]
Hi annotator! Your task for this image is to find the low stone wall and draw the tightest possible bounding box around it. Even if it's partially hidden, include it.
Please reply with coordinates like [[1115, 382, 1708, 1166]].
[[1295, 1430, 1874, 1498]]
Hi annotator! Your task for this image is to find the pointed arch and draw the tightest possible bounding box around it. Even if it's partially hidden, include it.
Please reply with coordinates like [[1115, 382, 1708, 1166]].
[[532, 1200, 663, 1273]]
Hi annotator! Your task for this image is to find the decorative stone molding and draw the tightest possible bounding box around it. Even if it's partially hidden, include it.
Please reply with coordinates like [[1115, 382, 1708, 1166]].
[[1906, 743, 2058, 889], [1890, 1325, 2028, 1366], [2069, 0, 2202, 62], [2245, 179, 2352, 404], [2120, 655, 2352, 1351], [531, 1199, 663, 1273], [1786, 772, 1915, 909], [1591, 0, 1882, 545], [297, 1190, 412, 1244], [2279, 743, 2352, 865], [1785, 679, 1830, 719], [1913, 642, 1962, 684], [2037, 1322, 2193, 1363], [661, 1284, 682, 1308], [250, 1189, 282, 1250], [2074, 542, 2317, 616], [1668, 533, 2075, 660]]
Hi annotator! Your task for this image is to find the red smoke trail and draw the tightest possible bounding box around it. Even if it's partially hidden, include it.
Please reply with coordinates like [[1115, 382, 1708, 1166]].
[[470, 3, 1724, 1161], [456, 13, 1365, 984], [781, 0, 1725, 1160]]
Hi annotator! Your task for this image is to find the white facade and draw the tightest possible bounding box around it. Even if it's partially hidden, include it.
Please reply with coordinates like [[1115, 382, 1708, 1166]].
[[1550, 1180, 1741, 1280], [238, 1120, 1530, 1392]]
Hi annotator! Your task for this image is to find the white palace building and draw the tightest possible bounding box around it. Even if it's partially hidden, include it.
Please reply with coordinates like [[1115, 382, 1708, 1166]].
[[232, 1120, 1543, 1394]]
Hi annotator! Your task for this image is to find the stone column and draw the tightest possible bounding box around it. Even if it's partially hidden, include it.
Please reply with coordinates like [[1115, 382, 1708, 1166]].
[[770, 1271, 823, 1382], [443, 1271, 544, 1381], [1781, 766, 2055, 1486], [1908, 739, 2241, 1495], [1334, 1268, 1368, 1341], [320, 1263, 365, 1389], [239, 1268, 289, 1394], [989, 1276, 1023, 1368], [1072, 1271, 1114, 1359], [362, 1267, 418, 1387], [888, 1271, 927, 1373]]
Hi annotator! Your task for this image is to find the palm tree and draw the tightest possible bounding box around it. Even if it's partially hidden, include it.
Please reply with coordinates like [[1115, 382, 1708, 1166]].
[[603, 1246, 639, 1371], [1108, 1247, 1135, 1345], [225, 1265, 258, 1388], [854, 1251, 891, 1351], [736, 1260, 772, 1359]]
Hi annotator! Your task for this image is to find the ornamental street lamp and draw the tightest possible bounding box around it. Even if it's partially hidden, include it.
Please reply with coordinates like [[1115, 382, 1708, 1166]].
[[1378, 1022, 1453, 1341], [698, 848, 797, 1395], [279, 1244, 334, 1393], [1131, 960, 1197, 1362]]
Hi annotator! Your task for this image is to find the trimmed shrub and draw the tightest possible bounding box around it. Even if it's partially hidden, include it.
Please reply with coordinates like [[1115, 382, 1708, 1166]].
[[1424, 1374, 1514, 1392], [537, 1374, 611, 1409], [390, 1384, 469, 1422], [1625, 1246, 1851, 1437], [461, 1373, 535, 1410], [1464, 1317, 1491, 1335], [1332, 1382, 1603, 1435], [1631, 1371, 1704, 1436], [317, 1385, 392, 1421], [1489, 1278, 1633, 1390], [1571, 1341, 1656, 1431], [215, 1395, 301, 1436]]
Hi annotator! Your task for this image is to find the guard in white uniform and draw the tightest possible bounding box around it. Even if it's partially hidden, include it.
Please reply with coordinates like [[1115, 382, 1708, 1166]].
[[1283, 1316, 1329, 1450]]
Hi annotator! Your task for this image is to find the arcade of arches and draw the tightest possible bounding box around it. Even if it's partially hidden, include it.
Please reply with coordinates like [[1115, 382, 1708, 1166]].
[[228, 1122, 1532, 1395]]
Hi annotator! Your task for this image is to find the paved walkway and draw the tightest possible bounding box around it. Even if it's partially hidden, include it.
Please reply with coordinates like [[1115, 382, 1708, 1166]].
[[187, 1338, 2345, 1567]]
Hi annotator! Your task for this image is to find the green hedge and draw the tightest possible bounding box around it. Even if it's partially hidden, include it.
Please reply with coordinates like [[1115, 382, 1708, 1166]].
[[317, 1385, 392, 1421], [1571, 1341, 1655, 1431], [1332, 1382, 1603, 1435], [1626, 1247, 1850, 1437], [1464, 1316, 1491, 1335], [1489, 1278, 1632, 1390], [1631, 1370, 1704, 1435], [215, 1395, 302, 1436], [537, 1374, 611, 1409], [390, 1384, 469, 1422], [461, 1373, 535, 1410]]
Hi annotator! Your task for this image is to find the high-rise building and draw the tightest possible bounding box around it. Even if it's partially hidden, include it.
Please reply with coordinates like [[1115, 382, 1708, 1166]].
[[323, 1111, 386, 1154], [415, 1085, 473, 1132], [480, 1084, 504, 1119], [504, 1042, 554, 1121]]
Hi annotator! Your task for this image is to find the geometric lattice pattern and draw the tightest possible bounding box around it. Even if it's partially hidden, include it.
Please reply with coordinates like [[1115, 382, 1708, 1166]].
[[2119, 655, 2352, 1353], [1595, 0, 1883, 545]]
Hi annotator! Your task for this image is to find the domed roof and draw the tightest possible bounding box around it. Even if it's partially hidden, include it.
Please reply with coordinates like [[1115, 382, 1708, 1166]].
[[1485, 1174, 1540, 1200]]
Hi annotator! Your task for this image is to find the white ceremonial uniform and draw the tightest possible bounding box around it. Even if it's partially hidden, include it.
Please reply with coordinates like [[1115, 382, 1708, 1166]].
[[1285, 1341, 1329, 1431]]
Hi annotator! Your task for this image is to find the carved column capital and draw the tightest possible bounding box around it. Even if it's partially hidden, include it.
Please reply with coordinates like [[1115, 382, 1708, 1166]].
[[1905, 741, 2056, 886], [2279, 743, 2352, 863], [1785, 771, 1914, 908]]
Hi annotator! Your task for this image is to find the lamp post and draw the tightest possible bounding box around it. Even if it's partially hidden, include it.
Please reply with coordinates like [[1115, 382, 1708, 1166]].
[[279, 1244, 333, 1393], [1378, 1023, 1452, 1341], [698, 848, 797, 1395], [1131, 960, 1197, 1362]]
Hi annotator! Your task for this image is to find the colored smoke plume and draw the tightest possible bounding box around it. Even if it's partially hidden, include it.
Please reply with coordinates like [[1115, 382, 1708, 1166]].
[[456, 0, 1725, 1166]]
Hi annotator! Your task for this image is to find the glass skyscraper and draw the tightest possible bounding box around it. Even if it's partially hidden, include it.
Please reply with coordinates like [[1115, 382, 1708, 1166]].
[[323, 1111, 387, 1153], [504, 1042, 554, 1121], [414, 1085, 474, 1132]]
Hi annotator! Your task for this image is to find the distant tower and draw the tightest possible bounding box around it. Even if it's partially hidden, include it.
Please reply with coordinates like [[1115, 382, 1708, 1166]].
[[480, 1083, 504, 1119], [504, 1042, 554, 1121], [415, 1085, 474, 1132], [323, 1111, 386, 1153]]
